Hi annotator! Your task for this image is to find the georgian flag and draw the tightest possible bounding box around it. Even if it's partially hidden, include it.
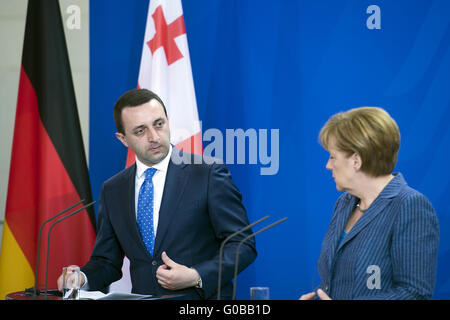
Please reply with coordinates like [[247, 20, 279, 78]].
[[125, 0, 202, 167], [111, 0, 202, 292]]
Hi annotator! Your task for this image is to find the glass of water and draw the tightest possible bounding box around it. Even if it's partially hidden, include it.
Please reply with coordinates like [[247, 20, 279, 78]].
[[250, 287, 270, 300], [62, 265, 81, 300]]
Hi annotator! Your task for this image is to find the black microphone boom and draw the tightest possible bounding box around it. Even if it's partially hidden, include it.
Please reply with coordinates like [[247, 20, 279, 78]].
[[26, 199, 85, 297], [232, 217, 288, 300], [44, 201, 96, 298], [217, 215, 270, 300]]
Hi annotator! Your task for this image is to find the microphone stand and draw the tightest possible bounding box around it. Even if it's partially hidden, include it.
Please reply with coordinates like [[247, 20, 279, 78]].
[[232, 217, 288, 300], [217, 215, 269, 300], [44, 201, 96, 299], [25, 199, 85, 297]]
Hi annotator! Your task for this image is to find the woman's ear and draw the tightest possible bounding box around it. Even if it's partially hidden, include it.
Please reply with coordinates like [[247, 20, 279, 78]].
[[352, 153, 362, 171]]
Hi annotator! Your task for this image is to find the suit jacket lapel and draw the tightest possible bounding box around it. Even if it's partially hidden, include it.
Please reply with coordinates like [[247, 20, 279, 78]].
[[114, 164, 149, 254], [337, 173, 406, 250], [338, 197, 391, 250], [328, 195, 355, 269], [153, 153, 190, 255]]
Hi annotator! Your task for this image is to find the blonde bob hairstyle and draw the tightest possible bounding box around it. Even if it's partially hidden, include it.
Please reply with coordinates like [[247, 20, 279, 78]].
[[319, 107, 400, 177]]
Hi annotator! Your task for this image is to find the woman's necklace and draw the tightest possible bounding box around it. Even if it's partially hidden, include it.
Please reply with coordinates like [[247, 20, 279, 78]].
[[356, 202, 367, 213]]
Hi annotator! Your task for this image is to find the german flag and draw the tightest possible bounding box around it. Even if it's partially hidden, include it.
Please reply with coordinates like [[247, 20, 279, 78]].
[[0, 1, 96, 299]]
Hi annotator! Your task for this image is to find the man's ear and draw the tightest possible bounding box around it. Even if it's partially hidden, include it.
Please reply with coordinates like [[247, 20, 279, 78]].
[[115, 132, 129, 148]]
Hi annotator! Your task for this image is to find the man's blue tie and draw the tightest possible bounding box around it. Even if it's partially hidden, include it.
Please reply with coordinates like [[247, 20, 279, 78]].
[[137, 167, 157, 256]]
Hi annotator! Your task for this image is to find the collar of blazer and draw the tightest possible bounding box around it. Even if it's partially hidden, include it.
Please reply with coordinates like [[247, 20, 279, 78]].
[[336, 172, 407, 251], [114, 147, 192, 259]]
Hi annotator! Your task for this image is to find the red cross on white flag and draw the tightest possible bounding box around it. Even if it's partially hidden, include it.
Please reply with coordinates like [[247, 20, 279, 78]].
[[112, 0, 202, 292], [125, 0, 202, 167]]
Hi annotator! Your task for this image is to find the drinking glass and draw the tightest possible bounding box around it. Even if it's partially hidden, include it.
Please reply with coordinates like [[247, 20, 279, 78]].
[[62, 265, 81, 300], [250, 286, 270, 300]]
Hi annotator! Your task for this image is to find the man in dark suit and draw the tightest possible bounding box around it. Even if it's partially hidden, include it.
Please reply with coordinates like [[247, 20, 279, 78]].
[[58, 89, 257, 299]]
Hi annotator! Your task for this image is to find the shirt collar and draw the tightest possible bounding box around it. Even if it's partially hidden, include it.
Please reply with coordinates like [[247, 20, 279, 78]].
[[135, 144, 172, 179], [376, 172, 406, 198], [344, 172, 407, 201]]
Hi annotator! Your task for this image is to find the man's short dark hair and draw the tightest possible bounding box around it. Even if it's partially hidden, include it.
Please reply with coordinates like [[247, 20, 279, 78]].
[[113, 88, 168, 134]]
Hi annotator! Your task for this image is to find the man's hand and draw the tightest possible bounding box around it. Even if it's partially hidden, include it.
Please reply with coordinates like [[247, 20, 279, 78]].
[[156, 252, 200, 290]]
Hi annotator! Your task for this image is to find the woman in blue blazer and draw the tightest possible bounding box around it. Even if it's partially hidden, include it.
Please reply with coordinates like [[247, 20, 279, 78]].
[[300, 107, 439, 300]]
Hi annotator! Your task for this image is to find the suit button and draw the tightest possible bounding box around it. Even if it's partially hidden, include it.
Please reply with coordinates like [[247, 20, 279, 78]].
[[152, 260, 157, 266]]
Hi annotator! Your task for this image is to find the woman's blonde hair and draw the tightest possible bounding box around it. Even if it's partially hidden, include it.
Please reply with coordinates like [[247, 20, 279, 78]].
[[319, 107, 400, 177]]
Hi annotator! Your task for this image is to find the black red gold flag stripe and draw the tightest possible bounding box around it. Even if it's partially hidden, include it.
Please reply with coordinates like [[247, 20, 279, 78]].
[[0, 0, 96, 299]]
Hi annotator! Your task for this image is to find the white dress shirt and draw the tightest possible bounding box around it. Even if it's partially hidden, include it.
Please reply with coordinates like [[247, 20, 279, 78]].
[[134, 144, 172, 237], [81, 145, 172, 290]]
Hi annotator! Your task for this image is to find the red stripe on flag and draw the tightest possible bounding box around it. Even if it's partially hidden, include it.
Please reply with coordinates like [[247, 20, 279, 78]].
[[5, 67, 95, 287], [126, 148, 136, 168], [175, 132, 203, 155]]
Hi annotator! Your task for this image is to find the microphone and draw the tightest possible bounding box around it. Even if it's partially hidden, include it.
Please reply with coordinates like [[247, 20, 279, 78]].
[[232, 217, 288, 300], [217, 215, 270, 300], [43, 201, 96, 299], [25, 199, 85, 297]]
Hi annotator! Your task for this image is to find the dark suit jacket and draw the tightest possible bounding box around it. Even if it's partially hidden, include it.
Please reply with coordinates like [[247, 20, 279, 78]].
[[82, 149, 257, 299], [316, 173, 439, 299]]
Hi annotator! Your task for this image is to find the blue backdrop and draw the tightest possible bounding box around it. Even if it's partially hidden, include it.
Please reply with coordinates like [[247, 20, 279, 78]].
[[89, 0, 450, 299]]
